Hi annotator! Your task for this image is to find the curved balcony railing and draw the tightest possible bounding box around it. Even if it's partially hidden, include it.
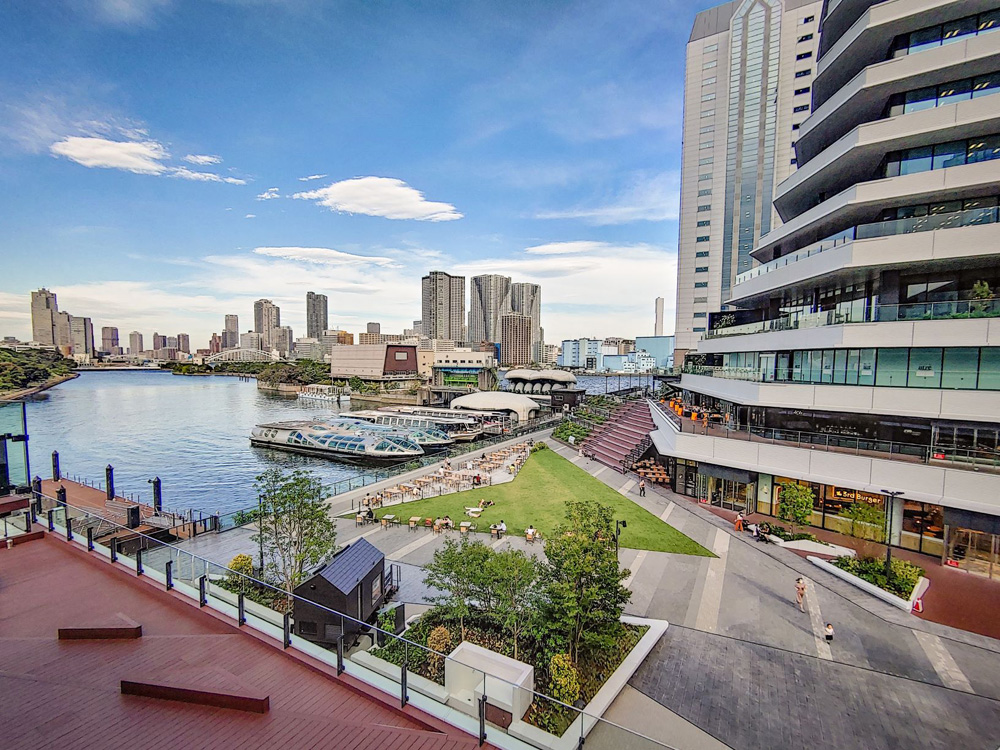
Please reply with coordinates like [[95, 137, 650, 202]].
[[735, 205, 1000, 287]]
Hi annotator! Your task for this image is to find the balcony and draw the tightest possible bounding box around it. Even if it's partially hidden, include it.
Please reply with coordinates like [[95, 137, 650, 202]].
[[735, 204, 1000, 288]]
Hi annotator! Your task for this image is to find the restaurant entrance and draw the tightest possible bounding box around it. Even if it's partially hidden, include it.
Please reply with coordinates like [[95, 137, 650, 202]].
[[944, 508, 1000, 581], [694, 463, 758, 514]]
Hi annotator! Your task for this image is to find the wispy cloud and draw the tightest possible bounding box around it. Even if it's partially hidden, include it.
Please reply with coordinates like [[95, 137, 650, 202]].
[[184, 153, 222, 165], [292, 176, 463, 222], [90, 0, 172, 27], [171, 166, 246, 184], [297, 173, 327, 182], [50, 136, 169, 174], [253, 246, 400, 267], [536, 171, 679, 225], [244, 213, 256, 219], [256, 187, 280, 200]]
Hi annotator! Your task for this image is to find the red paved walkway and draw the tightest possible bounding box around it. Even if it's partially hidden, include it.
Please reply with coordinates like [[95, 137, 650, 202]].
[[0, 535, 486, 750]]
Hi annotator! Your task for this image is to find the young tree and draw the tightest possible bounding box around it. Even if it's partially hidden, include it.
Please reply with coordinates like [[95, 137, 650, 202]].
[[423, 538, 493, 640], [844, 501, 886, 543], [777, 482, 815, 535], [537, 499, 631, 663], [252, 468, 338, 593], [486, 548, 540, 660]]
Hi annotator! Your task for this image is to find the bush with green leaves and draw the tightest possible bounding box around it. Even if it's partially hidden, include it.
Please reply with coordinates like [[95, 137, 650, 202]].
[[832, 556, 925, 599], [777, 482, 815, 534], [548, 653, 580, 706], [530, 441, 548, 453]]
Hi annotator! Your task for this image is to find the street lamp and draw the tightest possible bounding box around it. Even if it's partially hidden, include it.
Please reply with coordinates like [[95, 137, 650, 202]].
[[881, 489, 904, 577], [615, 519, 627, 555]]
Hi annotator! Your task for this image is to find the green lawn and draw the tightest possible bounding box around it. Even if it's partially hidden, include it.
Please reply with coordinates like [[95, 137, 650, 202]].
[[374, 448, 712, 556]]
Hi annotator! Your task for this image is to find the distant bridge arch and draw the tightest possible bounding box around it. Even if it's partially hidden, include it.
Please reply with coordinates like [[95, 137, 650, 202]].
[[205, 348, 281, 363]]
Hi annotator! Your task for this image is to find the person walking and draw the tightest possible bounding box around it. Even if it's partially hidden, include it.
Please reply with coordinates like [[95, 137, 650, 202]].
[[795, 577, 807, 612], [639, 478, 646, 497], [825, 623, 835, 642], [735, 512, 745, 532]]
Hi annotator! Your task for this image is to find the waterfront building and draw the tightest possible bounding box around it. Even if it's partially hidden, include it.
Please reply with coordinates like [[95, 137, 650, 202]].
[[176, 333, 190, 353], [321, 329, 354, 351], [306, 292, 329, 339], [293, 336, 325, 360], [430, 349, 498, 390], [634, 335, 676, 370], [100, 326, 120, 354], [240, 331, 263, 350], [543, 343, 561, 365], [222, 314, 239, 349], [128, 330, 143, 355], [421, 271, 465, 341], [274, 325, 293, 357], [510, 282, 542, 362], [359, 332, 411, 345], [330, 343, 418, 383], [254, 298, 281, 351], [673, 0, 822, 364], [166, 335, 178, 350], [469, 273, 512, 344], [654, 297, 665, 336], [366, 321, 380, 334], [499, 312, 532, 367], [30, 288, 58, 345], [558, 337, 604, 369], [69, 316, 94, 360], [604, 337, 636, 355], [209, 333, 222, 354], [664, 0, 1000, 580], [152, 332, 167, 350]]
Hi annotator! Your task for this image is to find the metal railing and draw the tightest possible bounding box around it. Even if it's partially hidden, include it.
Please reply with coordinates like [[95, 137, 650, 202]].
[[655, 398, 1000, 473], [21, 493, 678, 750], [735, 205, 1000, 287]]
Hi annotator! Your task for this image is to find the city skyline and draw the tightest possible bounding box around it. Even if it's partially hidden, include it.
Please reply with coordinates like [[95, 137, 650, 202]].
[[0, 0, 707, 344]]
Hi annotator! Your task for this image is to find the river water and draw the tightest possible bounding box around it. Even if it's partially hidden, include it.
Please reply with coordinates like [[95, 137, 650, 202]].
[[24, 371, 362, 514]]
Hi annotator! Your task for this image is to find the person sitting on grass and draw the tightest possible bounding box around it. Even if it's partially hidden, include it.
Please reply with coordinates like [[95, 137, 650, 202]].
[[443, 515, 454, 529]]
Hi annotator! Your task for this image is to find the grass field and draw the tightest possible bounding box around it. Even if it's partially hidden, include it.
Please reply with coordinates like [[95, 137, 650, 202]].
[[374, 447, 712, 556]]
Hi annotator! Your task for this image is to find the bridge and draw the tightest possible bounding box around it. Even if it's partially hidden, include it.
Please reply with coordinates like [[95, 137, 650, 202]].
[[204, 348, 282, 363]]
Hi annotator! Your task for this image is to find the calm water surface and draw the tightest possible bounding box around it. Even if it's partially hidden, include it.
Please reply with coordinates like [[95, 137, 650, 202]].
[[25, 371, 362, 514]]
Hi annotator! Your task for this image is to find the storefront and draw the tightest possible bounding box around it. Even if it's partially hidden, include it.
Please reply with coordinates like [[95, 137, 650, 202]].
[[669, 458, 757, 513], [944, 508, 1000, 581]]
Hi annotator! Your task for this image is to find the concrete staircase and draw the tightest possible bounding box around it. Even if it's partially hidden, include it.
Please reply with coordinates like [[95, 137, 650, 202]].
[[581, 400, 655, 473]]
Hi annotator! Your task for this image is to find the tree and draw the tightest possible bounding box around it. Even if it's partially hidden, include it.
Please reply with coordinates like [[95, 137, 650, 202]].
[[486, 548, 540, 660], [423, 538, 493, 639], [844, 501, 886, 543], [777, 482, 814, 535], [537, 499, 631, 663], [252, 468, 338, 593]]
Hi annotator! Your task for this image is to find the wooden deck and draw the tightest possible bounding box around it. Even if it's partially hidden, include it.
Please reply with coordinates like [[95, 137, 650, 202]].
[[0, 535, 488, 750]]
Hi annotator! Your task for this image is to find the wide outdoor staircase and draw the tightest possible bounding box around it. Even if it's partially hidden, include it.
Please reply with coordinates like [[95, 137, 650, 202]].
[[581, 400, 655, 473]]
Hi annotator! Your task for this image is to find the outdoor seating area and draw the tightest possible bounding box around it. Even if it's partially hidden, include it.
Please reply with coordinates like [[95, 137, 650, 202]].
[[633, 458, 670, 484], [665, 397, 724, 425]]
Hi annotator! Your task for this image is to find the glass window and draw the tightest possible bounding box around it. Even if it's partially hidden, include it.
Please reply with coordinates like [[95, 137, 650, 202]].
[[979, 10, 1000, 33], [942, 16, 977, 44], [908, 26, 942, 53], [821, 349, 834, 383], [809, 350, 823, 383], [908, 348, 942, 388], [899, 145, 932, 175], [973, 73, 1000, 98], [967, 135, 1000, 164], [846, 349, 861, 385], [942, 347, 979, 389], [937, 77, 972, 106], [932, 140, 966, 170], [904, 86, 937, 113], [792, 350, 803, 382], [876, 349, 909, 386], [834, 349, 848, 384], [979, 348, 1000, 389]]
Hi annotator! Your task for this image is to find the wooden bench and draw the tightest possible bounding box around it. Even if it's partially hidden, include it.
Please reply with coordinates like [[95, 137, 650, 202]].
[[121, 679, 269, 713]]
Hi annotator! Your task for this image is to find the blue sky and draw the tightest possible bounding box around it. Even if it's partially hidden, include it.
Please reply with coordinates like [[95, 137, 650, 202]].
[[0, 0, 717, 347]]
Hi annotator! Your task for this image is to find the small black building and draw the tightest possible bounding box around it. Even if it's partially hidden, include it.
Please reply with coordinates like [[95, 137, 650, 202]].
[[550, 387, 587, 411], [293, 538, 387, 646]]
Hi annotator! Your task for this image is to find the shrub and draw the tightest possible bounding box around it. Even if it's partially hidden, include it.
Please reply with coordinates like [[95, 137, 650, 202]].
[[548, 653, 580, 706], [427, 625, 452, 679], [531, 441, 548, 453], [831, 556, 924, 599], [227, 553, 255, 593]]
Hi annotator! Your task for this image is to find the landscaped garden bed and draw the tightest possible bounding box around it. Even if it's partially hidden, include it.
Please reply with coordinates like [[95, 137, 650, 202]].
[[552, 421, 591, 443], [830, 556, 925, 599]]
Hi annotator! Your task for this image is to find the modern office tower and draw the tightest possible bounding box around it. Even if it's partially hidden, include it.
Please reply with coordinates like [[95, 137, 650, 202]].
[[209, 333, 222, 354], [53, 312, 72, 352], [421, 271, 465, 341], [654, 297, 665, 336], [412, 320, 423, 336], [274, 325, 294, 357], [101, 327, 119, 353], [306, 292, 328, 339], [176, 333, 190, 353], [668, 0, 1000, 578], [240, 331, 263, 350], [254, 299, 280, 350], [30, 289, 58, 345], [222, 314, 239, 349], [673, 0, 823, 363], [152, 333, 167, 350], [166, 336, 178, 350], [469, 274, 512, 344], [128, 331, 143, 355], [499, 313, 532, 367], [366, 322, 381, 335], [510, 282, 542, 361], [69, 317, 94, 358], [321, 329, 354, 352]]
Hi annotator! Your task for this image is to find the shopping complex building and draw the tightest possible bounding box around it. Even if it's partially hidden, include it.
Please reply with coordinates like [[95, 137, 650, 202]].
[[661, 0, 1000, 581]]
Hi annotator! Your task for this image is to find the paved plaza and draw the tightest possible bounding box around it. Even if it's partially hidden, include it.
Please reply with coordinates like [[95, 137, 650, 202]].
[[169, 433, 1000, 750]]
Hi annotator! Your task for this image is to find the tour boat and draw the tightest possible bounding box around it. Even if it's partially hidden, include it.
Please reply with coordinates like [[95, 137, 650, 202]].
[[331, 417, 455, 450], [249, 420, 423, 463], [297, 384, 350, 404], [346, 409, 483, 442]]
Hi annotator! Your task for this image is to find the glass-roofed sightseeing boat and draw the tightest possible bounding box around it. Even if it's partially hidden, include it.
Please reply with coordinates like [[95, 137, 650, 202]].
[[249, 419, 425, 464]]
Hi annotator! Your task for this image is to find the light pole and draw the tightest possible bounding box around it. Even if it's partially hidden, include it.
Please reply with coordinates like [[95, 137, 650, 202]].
[[881, 489, 903, 577], [615, 519, 627, 555]]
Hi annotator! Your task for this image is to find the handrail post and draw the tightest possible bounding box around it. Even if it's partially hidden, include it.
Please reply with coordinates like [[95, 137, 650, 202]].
[[165, 560, 173, 590], [86, 526, 94, 551], [136, 548, 144, 576], [66, 516, 73, 541], [198, 575, 207, 606], [110, 537, 118, 562], [238, 593, 246, 626], [283, 612, 291, 648]]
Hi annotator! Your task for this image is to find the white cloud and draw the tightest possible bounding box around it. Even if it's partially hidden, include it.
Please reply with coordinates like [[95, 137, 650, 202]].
[[184, 153, 222, 165], [297, 173, 328, 181], [91, 0, 172, 26], [525, 241, 625, 255], [49, 136, 169, 174], [171, 166, 246, 184], [536, 171, 679, 225], [293, 176, 463, 222], [253, 246, 399, 267], [245, 213, 256, 219], [256, 187, 280, 200]]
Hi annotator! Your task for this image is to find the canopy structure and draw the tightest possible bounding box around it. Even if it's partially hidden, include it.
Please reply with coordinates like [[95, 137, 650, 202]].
[[450, 392, 541, 422], [504, 369, 576, 394]]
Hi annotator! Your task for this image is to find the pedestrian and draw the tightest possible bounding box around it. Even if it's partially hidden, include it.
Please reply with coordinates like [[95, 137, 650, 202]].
[[639, 478, 646, 497], [735, 512, 744, 532], [825, 623, 835, 642], [795, 577, 807, 612]]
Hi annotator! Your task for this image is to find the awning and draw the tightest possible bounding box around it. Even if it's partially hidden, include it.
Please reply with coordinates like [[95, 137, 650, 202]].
[[697, 462, 757, 484], [945, 507, 1000, 536]]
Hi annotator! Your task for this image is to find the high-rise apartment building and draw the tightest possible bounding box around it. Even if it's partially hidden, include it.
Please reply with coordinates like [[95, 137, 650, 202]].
[[499, 313, 532, 367], [469, 274, 512, 344], [209, 333, 222, 354], [274, 325, 293, 357], [654, 297, 665, 336], [366, 322, 381, 335], [128, 331, 143, 355], [510, 282, 542, 362], [666, 0, 1000, 580], [101, 327, 119, 353], [166, 336, 178, 350], [240, 331, 263, 351], [306, 292, 328, 339], [421, 271, 465, 341], [222, 314, 239, 349], [254, 299, 280, 351], [152, 333, 167, 350], [30, 289, 58, 345], [176, 334, 190, 353], [69, 317, 94, 359], [673, 0, 822, 363]]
